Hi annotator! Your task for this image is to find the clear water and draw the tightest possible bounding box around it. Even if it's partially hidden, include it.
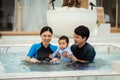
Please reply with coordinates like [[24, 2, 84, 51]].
[[0, 45, 120, 73]]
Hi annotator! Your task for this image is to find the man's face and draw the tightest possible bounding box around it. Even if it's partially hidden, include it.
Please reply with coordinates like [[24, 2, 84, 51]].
[[73, 33, 86, 46]]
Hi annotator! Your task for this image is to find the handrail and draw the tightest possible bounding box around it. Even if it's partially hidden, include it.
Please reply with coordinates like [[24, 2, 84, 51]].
[[0, 33, 2, 38]]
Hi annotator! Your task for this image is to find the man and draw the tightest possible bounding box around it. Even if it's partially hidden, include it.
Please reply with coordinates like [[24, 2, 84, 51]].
[[63, 25, 96, 63]]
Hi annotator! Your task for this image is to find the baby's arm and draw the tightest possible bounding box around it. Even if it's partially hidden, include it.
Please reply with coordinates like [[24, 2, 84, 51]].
[[50, 49, 61, 63]]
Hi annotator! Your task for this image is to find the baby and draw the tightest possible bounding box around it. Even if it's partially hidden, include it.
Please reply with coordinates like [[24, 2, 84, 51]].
[[51, 35, 77, 63]]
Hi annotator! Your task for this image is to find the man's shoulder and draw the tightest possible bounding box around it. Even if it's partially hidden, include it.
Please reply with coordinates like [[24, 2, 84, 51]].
[[70, 44, 77, 48], [85, 43, 94, 50]]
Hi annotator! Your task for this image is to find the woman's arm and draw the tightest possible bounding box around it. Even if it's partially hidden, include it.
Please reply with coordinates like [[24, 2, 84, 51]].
[[25, 56, 39, 63]]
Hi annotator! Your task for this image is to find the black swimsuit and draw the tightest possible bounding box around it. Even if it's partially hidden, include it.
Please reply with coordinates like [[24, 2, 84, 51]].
[[37, 43, 53, 61]]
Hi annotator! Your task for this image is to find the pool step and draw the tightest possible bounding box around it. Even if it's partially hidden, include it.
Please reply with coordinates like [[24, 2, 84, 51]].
[[0, 61, 6, 73]]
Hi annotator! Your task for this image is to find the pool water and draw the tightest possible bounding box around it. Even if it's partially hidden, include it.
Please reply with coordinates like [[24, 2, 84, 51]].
[[0, 45, 120, 73]]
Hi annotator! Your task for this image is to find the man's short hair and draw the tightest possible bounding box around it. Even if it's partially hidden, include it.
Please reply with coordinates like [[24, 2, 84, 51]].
[[74, 25, 90, 40]]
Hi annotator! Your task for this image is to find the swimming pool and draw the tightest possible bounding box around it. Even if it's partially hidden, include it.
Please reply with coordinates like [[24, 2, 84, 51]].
[[0, 44, 120, 79]]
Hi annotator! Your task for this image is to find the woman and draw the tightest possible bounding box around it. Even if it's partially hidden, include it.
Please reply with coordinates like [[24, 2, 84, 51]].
[[25, 26, 57, 63]]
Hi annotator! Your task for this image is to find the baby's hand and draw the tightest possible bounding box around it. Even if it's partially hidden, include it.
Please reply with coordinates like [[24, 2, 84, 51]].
[[62, 51, 71, 58]]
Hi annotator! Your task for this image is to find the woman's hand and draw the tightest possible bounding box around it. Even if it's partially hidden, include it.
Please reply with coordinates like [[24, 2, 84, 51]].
[[25, 56, 39, 63], [30, 58, 40, 63]]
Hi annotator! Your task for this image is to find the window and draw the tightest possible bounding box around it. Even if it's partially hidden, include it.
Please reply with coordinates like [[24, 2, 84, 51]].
[[0, 0, 15, 31], [0, 0, 119, 36], [0, 0, 49, 35], [97, 0, 120, 32]]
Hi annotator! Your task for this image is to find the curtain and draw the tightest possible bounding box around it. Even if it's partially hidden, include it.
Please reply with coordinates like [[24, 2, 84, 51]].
[[21, 0, 47, 31], [13, 0, 17, 31]]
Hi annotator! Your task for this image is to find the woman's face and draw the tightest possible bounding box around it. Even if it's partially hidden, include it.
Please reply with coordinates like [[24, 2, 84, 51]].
[[40, 31, 53, 45]]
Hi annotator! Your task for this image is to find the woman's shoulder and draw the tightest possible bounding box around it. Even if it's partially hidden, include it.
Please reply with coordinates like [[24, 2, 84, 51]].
[[49, 44, 58, 51], [31, 43, 42, 48], [32, 43, 39, 45], [50, 44, 57, 48]]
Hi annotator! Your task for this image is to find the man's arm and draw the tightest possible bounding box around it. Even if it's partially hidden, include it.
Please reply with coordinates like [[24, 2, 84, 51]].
[[62, 51, 90, 63]]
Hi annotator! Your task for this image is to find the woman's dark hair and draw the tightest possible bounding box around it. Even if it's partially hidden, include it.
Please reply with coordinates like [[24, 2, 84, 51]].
[[58, 35, 69, 43], [40, 26, 53, 35], [74, 25, 90, 40]]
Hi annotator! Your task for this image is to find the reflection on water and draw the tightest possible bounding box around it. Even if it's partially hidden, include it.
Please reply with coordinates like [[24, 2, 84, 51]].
[[0, 46, 120, 73]]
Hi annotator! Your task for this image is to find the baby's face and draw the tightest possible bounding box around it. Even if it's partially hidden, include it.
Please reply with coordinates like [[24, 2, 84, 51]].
[[58, 39, 68, 50]]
